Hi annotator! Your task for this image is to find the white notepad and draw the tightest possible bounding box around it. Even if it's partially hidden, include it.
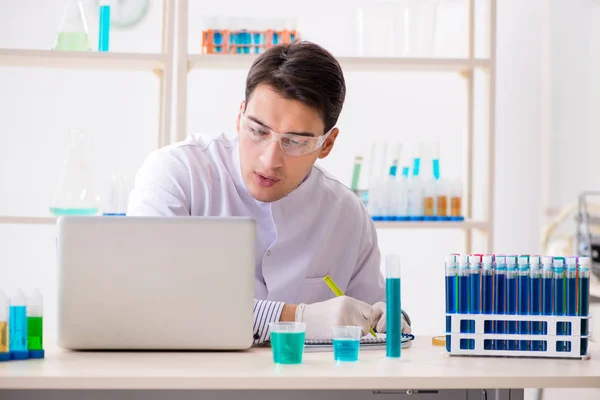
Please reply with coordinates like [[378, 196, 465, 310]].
[[304, 333, 414, 352]]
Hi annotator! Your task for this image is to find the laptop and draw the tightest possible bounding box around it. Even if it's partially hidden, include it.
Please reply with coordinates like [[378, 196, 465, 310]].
[[56, 216, 256, 351]]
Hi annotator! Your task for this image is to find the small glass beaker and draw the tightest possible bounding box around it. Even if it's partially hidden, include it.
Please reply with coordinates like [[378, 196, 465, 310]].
[[52, 0, 92, 51], [269, 322, 306, 364], [50, 130, 99, 216], [332, 326, 362, 362]]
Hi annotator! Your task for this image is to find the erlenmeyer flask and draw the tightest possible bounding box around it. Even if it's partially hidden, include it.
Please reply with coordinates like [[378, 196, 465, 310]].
[[52, 0, 92, 51], [50, 130, 99, 216]]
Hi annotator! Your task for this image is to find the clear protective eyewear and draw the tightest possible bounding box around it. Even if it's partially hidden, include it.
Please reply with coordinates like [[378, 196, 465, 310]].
[[240, 113, 333, 156]]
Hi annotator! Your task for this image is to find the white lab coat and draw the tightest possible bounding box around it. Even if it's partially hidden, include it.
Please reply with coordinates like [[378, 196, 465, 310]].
[[128, 133, 385, 309]]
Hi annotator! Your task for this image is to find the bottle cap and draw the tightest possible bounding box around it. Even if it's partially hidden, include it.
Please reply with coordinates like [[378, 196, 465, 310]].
[[482, 255, 493, 265], [530, 255, 541, 266], [553, 258, 564, 267], [518, 256, 529, 265], [445, 255, 456, 266], [506, 256, 517, 265], [457, 254, 468, 267], [496, 255, 506, 265], [541, 256, 553, 266], [579, 257, 591, 268]]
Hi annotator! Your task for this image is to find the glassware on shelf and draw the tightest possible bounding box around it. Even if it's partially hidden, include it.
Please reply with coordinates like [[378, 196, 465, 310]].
[[52, 0, 92, 51], [50, 130, 99, 216], [356, 0, 439, 58], [201, 16, 299, 55]]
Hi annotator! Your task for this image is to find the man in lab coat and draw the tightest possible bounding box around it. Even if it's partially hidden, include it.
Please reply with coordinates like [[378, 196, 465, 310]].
[[127, 41, 410, 343]]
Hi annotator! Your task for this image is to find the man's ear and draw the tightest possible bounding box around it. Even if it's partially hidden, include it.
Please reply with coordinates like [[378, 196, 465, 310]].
[[318, 128, 339, 159]]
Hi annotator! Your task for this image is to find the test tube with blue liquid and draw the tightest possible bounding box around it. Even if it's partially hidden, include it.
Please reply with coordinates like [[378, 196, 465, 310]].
[[553, 257, 566, 352], [98, 1, 110, 51], [481, 255, 494, 350], [457, 255, 470, 350], [385, 254, 402, 358], [578, 257, 591, 356], [517, 256, 530, 351], [505, 256, 518, 350], [541, 256, 553, 351], [9, 290, 28, 360], [445, 255, 457, 352], [493, 256, 506, 350], [0, 290, 8, 362], [468, 255, 481, 350], [529, 256, 542, 351], [564, 257, 578, 352]]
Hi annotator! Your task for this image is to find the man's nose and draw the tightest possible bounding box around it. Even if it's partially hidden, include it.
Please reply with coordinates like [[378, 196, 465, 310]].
[[259, 139, 284, 170]]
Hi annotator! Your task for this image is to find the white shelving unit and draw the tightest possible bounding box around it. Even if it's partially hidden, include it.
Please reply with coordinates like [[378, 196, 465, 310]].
[[175, 0, 497, 253], [0, 0, 176, 227]]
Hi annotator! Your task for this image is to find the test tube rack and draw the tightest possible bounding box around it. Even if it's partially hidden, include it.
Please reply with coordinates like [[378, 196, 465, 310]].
[[446, 313, 592, 359]]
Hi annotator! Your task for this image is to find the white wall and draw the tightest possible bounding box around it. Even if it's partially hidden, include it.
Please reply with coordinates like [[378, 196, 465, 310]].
[[0, 0, 550, 342]]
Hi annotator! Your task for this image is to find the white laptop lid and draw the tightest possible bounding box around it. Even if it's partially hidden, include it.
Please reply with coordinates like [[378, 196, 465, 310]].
[[56, 216, 256, 350]]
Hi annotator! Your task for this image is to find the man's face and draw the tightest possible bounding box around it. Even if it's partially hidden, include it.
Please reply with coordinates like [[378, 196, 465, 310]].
[[237, 84, 339, 203]]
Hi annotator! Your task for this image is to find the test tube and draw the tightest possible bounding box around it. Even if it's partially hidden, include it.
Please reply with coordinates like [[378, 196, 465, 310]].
[[565, 257, 578, 345], [517, 256, 530, 351], [0, 290, 9, 362], [402, 166, 409, 178], [578, 257, 591, 356], [553, 257, 566, 352], [98, 1, 111, 52], [351, 156, 362, 192], [27, 289, 44, 359], [482, 255, 494, 350], [529, 256, 542, 351], [9, 289, 28, 360], [468, 255, 481, 350], [385, 254, 402, 358], [506, 256, 518, 350], [540, 256, 553, 351], [445, 255, 457, 352], [449, 178, 464, 221], [435, 178, 450, 221], [494, 255, 507, 350], [457, 255, 470, 350], [423, 179, 436, 221], [432, 141, 440, 180]]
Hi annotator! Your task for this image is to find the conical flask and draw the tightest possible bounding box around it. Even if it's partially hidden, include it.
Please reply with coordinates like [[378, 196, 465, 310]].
[[50, 130, 99, 216], [52, 0, 92, 51]]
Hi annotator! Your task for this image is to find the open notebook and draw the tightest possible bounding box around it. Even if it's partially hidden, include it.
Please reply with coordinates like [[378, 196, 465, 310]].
[[304, 333, 414, 352]]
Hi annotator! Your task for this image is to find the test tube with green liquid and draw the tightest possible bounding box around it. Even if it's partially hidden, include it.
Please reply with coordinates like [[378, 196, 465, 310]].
[[27, 289, 44, 359]]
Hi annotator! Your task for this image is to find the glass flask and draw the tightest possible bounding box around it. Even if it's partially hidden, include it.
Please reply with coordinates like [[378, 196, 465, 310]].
[[52, 0, 92, 51], [50, 130, 99, 216]]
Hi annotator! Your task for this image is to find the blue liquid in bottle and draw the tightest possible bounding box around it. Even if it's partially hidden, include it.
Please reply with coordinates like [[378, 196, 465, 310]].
[[506, 268, 517, 350], [482, 270, 494, 349], [445, 273, 457, 353], [518, 273, 530, 351], [494, 258, 507, 351], [386, 277, 402, 358], [579, 275, 590, 356], [554, 260, 565, 352], [468, 256, 480, 351], [9, 306, 28, 360], [530, 276, 541, 350], [98, 5, 110, 52]]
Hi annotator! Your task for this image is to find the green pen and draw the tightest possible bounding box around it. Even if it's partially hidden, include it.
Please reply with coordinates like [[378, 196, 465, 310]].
[[323, 275, 377, 337]]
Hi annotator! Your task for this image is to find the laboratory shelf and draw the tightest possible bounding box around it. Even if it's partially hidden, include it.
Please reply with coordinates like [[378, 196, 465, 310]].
[[0, 49, 168, 72], [188, 54, 491, 73], [0, 216, 57, 225], [373, 220, 488, 230]]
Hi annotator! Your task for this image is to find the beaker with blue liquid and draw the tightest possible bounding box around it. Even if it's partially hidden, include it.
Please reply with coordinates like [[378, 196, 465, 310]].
[[50, 129, 99, 216]]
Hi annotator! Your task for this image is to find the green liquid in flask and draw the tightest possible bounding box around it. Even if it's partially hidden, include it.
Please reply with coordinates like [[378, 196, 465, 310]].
[[50, 207, 98, 216], [53, 32, 91, 51]]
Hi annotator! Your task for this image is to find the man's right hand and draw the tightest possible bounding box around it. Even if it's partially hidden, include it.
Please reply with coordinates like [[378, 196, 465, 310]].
[[294, 296, 382, 340]]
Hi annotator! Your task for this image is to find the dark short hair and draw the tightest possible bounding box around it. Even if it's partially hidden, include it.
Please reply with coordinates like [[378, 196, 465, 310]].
[[245, 41, 346, 133]]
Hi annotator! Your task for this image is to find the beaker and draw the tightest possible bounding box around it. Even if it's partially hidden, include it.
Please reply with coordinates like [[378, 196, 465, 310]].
[[50, 130, 99, 216], [52, 0, 92, 51]]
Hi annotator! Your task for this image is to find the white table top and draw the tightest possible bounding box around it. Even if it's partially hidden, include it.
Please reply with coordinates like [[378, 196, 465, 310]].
[[0, 338, 599, 390]]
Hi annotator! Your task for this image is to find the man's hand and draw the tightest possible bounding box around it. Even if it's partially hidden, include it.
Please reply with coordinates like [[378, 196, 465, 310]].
[[372, 302, 411, 334], [295, 296, 381, 339]]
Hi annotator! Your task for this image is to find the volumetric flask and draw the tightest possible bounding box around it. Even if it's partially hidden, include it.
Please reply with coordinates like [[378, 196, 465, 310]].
[[50, 130, 99, 216], [52, 0, 92, 51]]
